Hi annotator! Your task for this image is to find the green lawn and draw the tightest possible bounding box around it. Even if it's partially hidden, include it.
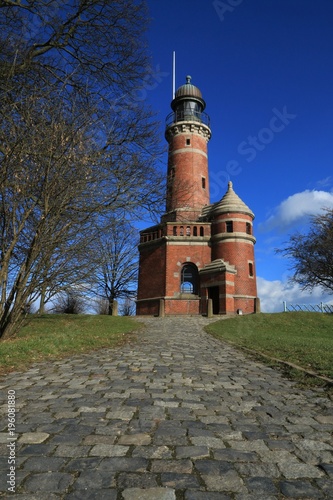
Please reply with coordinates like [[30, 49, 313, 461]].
[[0, 314, 141, 375], [206, 312, 333, 387]]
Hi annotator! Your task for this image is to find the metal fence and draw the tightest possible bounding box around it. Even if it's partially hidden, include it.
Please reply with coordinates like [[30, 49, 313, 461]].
[[283, 301, 333, 313]]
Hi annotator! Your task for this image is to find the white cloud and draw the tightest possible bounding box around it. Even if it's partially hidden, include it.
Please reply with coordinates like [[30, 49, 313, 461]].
[[259, 189, 333, 233], [316, 176, 333, 188], [257, 276, 333, 313]]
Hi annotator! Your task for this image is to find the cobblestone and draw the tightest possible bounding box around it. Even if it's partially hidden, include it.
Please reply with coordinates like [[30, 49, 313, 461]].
[[1, 316, 333, 498]]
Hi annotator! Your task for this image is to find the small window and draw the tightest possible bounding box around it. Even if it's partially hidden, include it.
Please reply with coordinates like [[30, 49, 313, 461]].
[[179, 226, 184, 236], [193, 226, 198, 236], [202, 177, 206, 189], [246, 223, 252, 235], [173, 226, 177, 236], [200, 226, 204, 237], [186, 138, 191, 146], [226, 221, 233, 233], [249, 262, 254, 277], [186, 226, 191, 236]]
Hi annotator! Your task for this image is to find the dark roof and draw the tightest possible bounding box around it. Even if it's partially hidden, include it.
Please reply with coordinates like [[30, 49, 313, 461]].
[[175, 75, 203, 100]]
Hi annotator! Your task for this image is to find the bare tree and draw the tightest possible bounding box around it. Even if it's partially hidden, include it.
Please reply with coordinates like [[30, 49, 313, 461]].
[[0, 1, 165, 339], [87, 220, 139, 315], [52, 289, 86, 315], [120, 297, 136, 316], [277, 208, 333, 294]]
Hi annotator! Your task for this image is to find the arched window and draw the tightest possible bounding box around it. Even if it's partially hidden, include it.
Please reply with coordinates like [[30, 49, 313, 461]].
[[173, 226, 177, 236], [193, 226, 198, 236], [181, 263, 199, 295], [186, 226, 191, 236], [200, 226, 204, 236], [180, 226, 184, 236]]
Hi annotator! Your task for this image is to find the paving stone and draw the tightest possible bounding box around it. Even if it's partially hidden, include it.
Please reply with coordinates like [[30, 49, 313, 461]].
[[161, 472, 200, 488], [117, 472, 159, 489], [66, 490, 118, 500], [277, 461, 325, 479], [190, 436, 226, 448], [117, 433, 151, 445], [23, 472, 75, 492], [98, 457, 148, 472], [89, 444, 129, 457], [150, 459, 193, 473], [245, 476, 279, 495], [21, 457, 66, 471], [18, 444, 56, 456], [279, 479, 324, 498], [213, 449, 258, 462], [184, 492, 231, 500], [53, 444, 91, 457], [18, 432, 50, 444], [176, 446, 210, 459], [72, 469, 115, 489], [132, 445, 173, 459], [122, 487, 176, 500]]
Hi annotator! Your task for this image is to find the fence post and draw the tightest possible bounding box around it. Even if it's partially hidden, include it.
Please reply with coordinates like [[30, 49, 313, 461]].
[[283, 301, 287, 312]]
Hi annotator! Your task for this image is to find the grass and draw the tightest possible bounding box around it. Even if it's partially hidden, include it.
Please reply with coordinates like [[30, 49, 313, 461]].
[[0, 314, 141, 376], [206, 312, 333, 388]]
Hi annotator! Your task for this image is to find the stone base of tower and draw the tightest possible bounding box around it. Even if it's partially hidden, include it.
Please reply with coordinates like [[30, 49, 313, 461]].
[[136, 297, 201, 316]]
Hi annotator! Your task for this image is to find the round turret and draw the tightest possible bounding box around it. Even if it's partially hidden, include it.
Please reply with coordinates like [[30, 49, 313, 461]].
[[212, 181, 254, 218]]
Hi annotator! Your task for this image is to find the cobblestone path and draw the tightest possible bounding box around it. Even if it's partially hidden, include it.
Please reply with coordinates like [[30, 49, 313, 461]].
[[1, 316, 333, 499]]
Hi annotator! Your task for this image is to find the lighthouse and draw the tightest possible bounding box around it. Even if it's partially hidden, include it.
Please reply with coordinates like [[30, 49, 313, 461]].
[[136, 76, 259, 316], [164, 75, 211, 220]]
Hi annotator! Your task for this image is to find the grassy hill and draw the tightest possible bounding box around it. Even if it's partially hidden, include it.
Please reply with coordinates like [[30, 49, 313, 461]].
[[206, 312, 333, 388], [0, 314, 140, 376]]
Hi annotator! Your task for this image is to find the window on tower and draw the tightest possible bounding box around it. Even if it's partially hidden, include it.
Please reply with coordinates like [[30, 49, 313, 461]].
[[249, 262, 254, 277], [246, 222, 252, 235], [202, 177, 206, 189], [186, 138, 191, 146], [226, 221, 233, 233]]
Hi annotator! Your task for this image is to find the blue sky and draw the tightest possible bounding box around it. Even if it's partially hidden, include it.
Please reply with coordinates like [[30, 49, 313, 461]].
[[142, 0, 333, 312]]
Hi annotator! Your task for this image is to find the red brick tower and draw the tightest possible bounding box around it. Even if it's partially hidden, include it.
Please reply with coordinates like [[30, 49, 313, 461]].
[[136, 76, 259, 316], [164, 75, 211, 222]]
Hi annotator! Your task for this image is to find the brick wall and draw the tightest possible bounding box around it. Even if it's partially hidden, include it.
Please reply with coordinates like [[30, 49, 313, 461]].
[[137, 241, 166, 300], [166, 131, 210, 212]]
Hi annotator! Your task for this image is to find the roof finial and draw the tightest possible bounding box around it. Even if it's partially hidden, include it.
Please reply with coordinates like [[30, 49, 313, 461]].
[[228, 181, 233, 190], [186, 75, 192, 84]]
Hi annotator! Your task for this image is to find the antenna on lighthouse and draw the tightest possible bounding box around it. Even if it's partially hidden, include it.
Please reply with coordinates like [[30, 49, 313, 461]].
[[172, 51, 176, 99]]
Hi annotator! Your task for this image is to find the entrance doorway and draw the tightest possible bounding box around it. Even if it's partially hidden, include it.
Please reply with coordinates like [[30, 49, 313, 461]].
[[208, 286, 219, 314]]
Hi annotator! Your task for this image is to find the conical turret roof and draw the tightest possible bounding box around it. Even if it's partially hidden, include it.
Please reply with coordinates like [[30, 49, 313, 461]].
[[212, 181, 254, 218]]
